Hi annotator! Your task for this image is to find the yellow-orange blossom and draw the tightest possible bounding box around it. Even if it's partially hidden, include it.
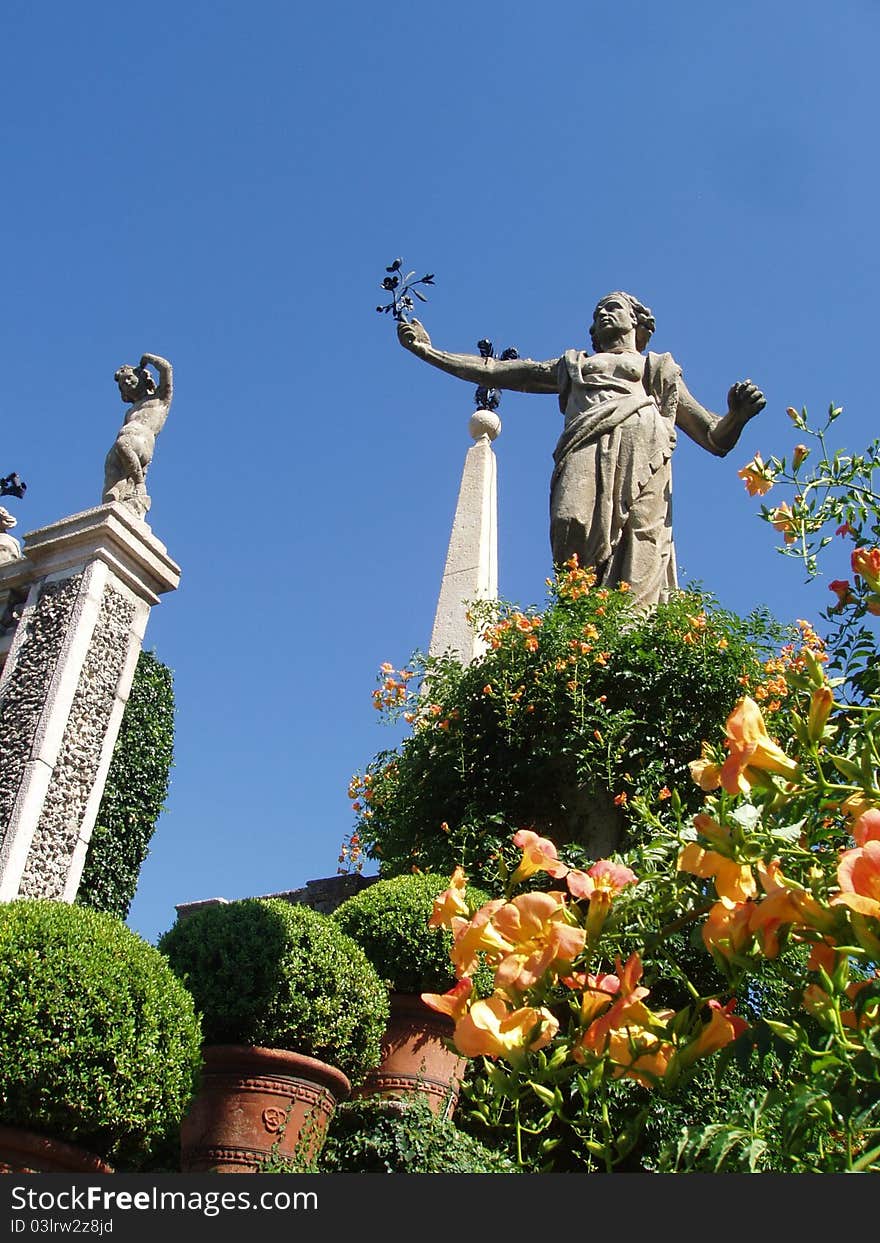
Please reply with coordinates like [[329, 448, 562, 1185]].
[[690, 696, 800, 796]]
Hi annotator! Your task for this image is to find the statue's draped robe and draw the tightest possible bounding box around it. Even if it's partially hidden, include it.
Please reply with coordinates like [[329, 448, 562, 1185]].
[[550, 349, 682, 610]]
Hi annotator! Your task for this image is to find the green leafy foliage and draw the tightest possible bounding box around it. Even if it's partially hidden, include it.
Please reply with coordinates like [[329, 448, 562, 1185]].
[[0, 900, 202, 1169], [317, 1096, 521, 1173], [653, 1085, 830, 1173], [333, 873, 490, 993], [77, 649, 174, 919], [158, 899, 390, 1085], [743, 403, 880, 700], [458, 1045, 790, 1172], [328, 410, 880, 1175], [355, 576, 787, 888]]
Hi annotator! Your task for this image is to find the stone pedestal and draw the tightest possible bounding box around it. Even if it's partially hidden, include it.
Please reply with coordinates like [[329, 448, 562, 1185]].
[[0, 504, 180, 902], [427, 410, 500, 663]]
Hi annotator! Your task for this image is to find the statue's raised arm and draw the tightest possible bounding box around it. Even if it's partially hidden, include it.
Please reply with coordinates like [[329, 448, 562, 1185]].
[[139, 352, 173, 405], [397, 318, 559, 395]]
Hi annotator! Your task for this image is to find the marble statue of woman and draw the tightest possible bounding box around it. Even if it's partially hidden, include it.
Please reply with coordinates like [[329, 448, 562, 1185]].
[[397, 292, 765, 610]]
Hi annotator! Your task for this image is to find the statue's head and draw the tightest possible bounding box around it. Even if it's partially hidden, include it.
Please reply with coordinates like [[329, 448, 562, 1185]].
[[0, 507, 17, 533], [114, 364, 156, 404], [590, 291, 655, 353]]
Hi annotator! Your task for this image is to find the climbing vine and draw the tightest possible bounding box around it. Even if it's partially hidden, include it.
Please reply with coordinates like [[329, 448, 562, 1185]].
[[76, 649, 174, 920]]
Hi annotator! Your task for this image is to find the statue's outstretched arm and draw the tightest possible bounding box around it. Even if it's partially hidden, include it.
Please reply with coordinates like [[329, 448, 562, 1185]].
[[397, 319, 559, 395], [675, 375, 765, 457], [140, 353, 173, 404]]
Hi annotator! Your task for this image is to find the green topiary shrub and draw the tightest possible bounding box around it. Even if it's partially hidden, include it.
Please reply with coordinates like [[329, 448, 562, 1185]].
[[333, 872, 491, 994], [77, 649, 174, 920], [352, 578, 788, 889], [0, 900, 202, 1169], [158, 899, 389, 1086], [317, 1096, 521, 1173]]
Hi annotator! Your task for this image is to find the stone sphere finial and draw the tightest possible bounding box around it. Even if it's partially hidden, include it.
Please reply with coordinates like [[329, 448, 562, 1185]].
[[469, 409, 501, 442]]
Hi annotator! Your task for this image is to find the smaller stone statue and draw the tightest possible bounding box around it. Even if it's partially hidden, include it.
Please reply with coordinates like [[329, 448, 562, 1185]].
[[103, 353, 173, 520], [0, 507, 22, 565]]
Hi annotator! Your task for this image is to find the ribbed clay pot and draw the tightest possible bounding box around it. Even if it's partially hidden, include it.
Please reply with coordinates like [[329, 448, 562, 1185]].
[[354, 993, 466, 1120], [180, 1045, 350, 1173], [0, 1126, 113, 1174]]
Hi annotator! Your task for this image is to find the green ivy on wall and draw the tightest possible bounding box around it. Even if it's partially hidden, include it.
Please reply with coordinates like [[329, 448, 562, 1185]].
[[76, 649, 174, 920]]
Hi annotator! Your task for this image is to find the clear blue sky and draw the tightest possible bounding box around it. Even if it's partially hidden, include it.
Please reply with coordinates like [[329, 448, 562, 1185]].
[[1, 1, 877, 946]]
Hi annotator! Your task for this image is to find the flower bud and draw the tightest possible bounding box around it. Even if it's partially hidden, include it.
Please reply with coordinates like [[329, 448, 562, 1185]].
[[801, 647, 827, 688], [792, 444, 809, 469], [806, 686, 833, 741], [849, 913, 880, 962]]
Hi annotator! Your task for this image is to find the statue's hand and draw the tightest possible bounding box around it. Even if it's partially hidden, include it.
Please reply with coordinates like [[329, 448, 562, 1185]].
[[727, 379, 766, 422], [397, 317, 432, 355]]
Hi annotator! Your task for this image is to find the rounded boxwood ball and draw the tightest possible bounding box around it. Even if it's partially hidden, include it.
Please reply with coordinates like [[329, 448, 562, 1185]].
[[333, 872, 491, 994], [0, 899, 202, 1168], [158, 898, 389, 1085]]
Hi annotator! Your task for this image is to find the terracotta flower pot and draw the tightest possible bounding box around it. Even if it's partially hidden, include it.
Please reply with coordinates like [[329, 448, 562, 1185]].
[[354, 993, 467, 1120], [180, 1045, 351, 1173], [0, 1126, 113, 1174]]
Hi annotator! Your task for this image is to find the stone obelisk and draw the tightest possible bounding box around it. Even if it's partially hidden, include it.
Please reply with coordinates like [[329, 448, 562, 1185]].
[[427, 408, 500, 663]]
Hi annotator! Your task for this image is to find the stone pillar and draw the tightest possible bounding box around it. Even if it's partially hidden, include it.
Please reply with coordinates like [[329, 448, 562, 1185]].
[[0, 503, 180, 902], [428, 409, 500, 664]]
